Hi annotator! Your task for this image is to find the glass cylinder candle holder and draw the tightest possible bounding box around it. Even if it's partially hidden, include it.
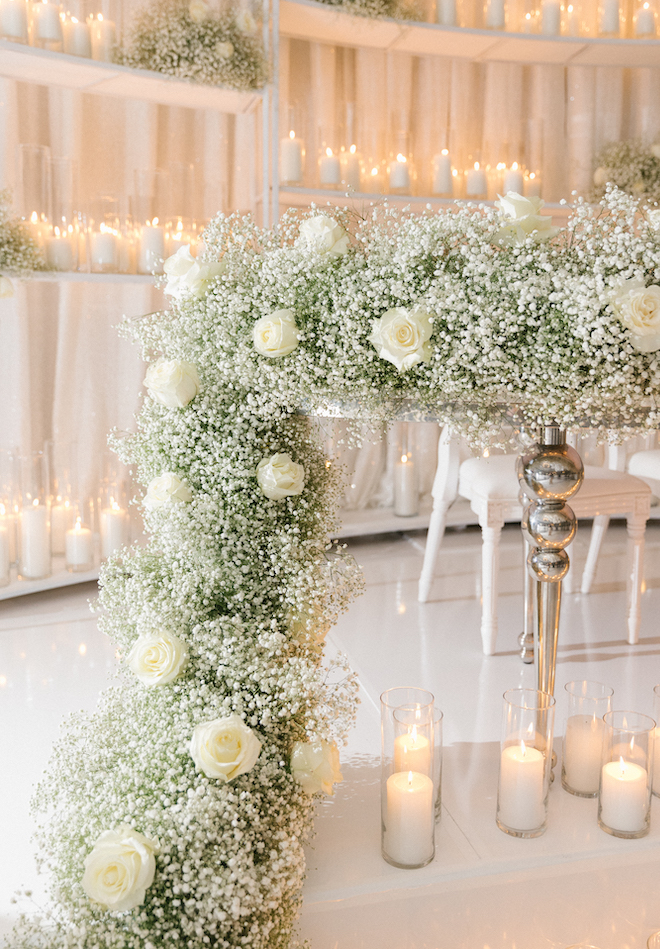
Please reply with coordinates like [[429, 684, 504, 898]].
[[99, 482, 129, 560], [62, 2, 91, 56], [484, 0, 507, 28], [388, 129, 413, 195], [633, 0, 657, 34], [540, 0, 561, 32], [0, 448, 19, 569], [0, 0, 29, 41], [394, 422, 419, 517], [562, 680, 613, 798], [65, 510, 94, 572], [340, 144, 362, 192], [134, 169, 167, 275], [19, 451, 51, 581], [431, 149, 453, 197], [18, 143, 51, 248], [86, 0, 117, 61], [497, 688, 556, 838], [88, 193, 120, 273], [318, 142, 342, 190], [598, 710, 655, 839], [46, 157, 78, 271], [381, 687, 435, 869], [29, 0, 63, 49], [465, 160, 488, 198], [598, 0, 622, 34], [167, 161, 196, 254]]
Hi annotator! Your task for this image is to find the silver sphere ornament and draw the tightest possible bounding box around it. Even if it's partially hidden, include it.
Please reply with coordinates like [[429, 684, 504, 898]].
[[523, 500, 576, 549], [517, 443, 584, 502], [528, 547, 570, 582]]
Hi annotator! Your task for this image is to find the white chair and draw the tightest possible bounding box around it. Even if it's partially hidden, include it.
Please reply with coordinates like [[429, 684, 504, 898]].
[[418, 428, 651, 654]]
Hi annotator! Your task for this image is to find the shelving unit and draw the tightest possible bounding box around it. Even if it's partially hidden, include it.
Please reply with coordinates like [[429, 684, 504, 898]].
[[0, 558, 99, 600]]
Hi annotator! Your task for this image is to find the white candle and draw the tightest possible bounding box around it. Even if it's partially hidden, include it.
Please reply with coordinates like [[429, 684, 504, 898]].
[[635, 2, 656, 33], [503, 163, 524, 194], [385, 771, 434, 866], [100, 505, 128, 559], [89, 14, 115, 61], [524, 173, 542, 197], [342, 147, 361, 191], [31, 1, 62, 43], [485, 0, 505, 28], [564, 2, 580, 32], [394, 727, 431, 774], [599, 0, 620, 33], [50, 501, 71, 555], [90, 229, 119, 272], [62, 15, 91, 56], [138, 223, 165, 275], [19, 503, 50, 580], [466, 162, 488, 197], [45, 233, 74, 271], [541, 0, 561, 32], [65, 519, 93, 569], [600, 759, 648, 833], [436, 0, 457, 24], [564, 715, 606, 795], [389, 155, 410, 191], [319, 149, 341, 187], [394, 456, 418, 517], [0, 524, 10, 585], [498, 743, 545, 831], [0, 0, 28, 40], [432, 151, 453, 195], [280, 132, 303, 184]]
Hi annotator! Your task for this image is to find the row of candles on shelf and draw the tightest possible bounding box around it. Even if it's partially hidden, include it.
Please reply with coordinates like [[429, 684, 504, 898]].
[[281, 134, 542, 200], [0, 0, 117, 59], [0, 448, 131, 586], [381, 681, 660, 873]]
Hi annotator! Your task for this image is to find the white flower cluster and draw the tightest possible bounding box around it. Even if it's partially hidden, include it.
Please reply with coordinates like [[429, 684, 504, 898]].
[[589, 139, 660, 204], [0, 188, 46, 283]]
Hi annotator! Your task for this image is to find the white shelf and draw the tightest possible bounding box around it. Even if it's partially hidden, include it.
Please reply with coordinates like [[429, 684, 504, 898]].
[[280, 0, 660, 66], [0, 557, 99, 600], [334, 497, 482, 537], [29, 271, 158, 284], [0, 39, 261, 112]]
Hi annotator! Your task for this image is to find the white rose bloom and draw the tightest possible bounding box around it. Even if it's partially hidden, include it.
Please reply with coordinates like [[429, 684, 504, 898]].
[[144, 472, 193, 510], [0, 275, 14, 298], [253, 309, 300, 357], [144, 358, 200, 409], [495, 192, 560, 245], [291, 740, 342, 796], [82, 826, 157, 912], [297, 215, 349, 258], [369, 306, 433, 372], [610, 277, 660, 352], [215, 40, 234, 59], [190, 714, 262, 782], [188, 0, 209, 22], [256, 452, 305, 500], [235, 7, 257, 32], [163, 244, 225, 301], [127, 631, 189, 686]]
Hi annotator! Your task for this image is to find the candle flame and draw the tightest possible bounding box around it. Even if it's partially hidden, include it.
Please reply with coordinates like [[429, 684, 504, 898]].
[[411, 724, 418, 742], [529, 172, 537, 180], [401, 453, 408, 463], [483, 448, 490, 457], [452, 168, 458, 177], [619, 756, 627, 774], [326, 147, 333, 158], [442, 148, 449, 156], [496, 162, 506, 171], [408, 771, 414, 787], [371, 167, 378, 176], [519, 740, 527, 757], [0, 503, 5, 516], [74, 517, 82, 532], [30, 211, 38, 224], [644, 3, 650, 8], [111, 498, 121, 511], [511, 161, 519, 170], [54, 226, 61, 238], [289, 130, 295, 139], [98, 13, 103, 20], [176, 220, 183, 232], [567, 3, 573, 9], [350, 144, 357, 154], [474, 161, 480, 170], [71, 15, 78, 22], [397, 153, 407, 163], [152, 217, 159, 226], [32, 498, 39, 508]]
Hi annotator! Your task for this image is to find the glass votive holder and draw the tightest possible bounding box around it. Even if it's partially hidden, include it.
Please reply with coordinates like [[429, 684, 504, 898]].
[[99, 483, 129, 560], [465, 161, 488, 198], [562, 680, 613, 798], [497, 688, 556, 838], [29, 0, 63, 50], [0, 0, 29, 42], [381, 687, 435, 869], [431, 150, 453, 197], [432, 706, 443, 819], [88, 193, 120, 273], [598, 710, 655, 839], [318, 145, 342, 190], [86, 0, 117, 61], [340, 145, 361, 192], [62, 8, 91, 56], [18, 451, 51, 581], [18, 143, 51, 248], [0, 448, 19, 568], [65, 511, 94, 572], [388, 151, 413, 195], [633, 0, 657, 35]]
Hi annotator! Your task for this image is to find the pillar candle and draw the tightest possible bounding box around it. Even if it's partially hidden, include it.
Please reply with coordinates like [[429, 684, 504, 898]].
[[62, 15, 91, 55], [385, 771, 434, 866], [394, 456, 418, 516], [389, 156, 410, 191], [485, 0, 506, 28], [503, 164, 524, 194], [90, 229, 119, 272], [498, 743, 545, 831], [0, 0, 28, 40], [31, 1, 62, 43], [394, 727, 431, 774], [319, 149, 341, 186], [599, 0, 620, 33], [564, 715, 605, 795], [436, 0, 457, 24], [0, 524, 9, 585], [89, 14, 115, 61], [138, 223, 165, 275], [342, 147, 361, 191], [19, 503, 50, 580], [432, 151, 453, 195], [564, 2, 580, 32], [100, 505, 128, 559], [541, 0, 561, 32], [466, 163, 488, 197], [45, 233, 74, 271], [280, 132, 303, 184], [65, 519, 93, 569], [635, 2, 656, 33], [600, 759, 648, 833]]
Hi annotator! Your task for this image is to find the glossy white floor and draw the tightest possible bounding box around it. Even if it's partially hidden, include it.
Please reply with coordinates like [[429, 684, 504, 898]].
[[2, 521, 660, 949]]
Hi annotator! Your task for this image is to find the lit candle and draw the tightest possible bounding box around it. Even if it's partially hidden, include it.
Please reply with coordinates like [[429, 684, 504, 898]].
[[485, 0, 506, 28], [599, 0, 620, 33], [0, 523, 9, 585], [138, 220, 165, 275], [341, 145, 361, 191], [100, 501, 128, 559], [432, 150, 453, 195], [0, 0, 29, 41], [384, 770, 434, 867], [89, 12, 115, 61], [600, 758, 648, 833], [635, 2, 656, 34], [90, 225, 119, 272], [498, 742, 545, 832], [62, 14, 91, 55], [368, 164, 384, 193], [541, 0, 561, 32], [564, 715, 606, 795], [19, 501, 50, 580], [319, 147, 341, 187], [466, 161, 488, 197], [30, 0, 62, 45], [436, 0, 457, 24], [394, 454, 418, 517], [503, 162, 524, 194], [565, 2, 580, 33], [389, 153, 410, 191], [524, 172, 542, 197], [394, 726, 431, 774], [45, 227, 74, 271], [65, 517, 93, 570], [280, 131, 303, 185]]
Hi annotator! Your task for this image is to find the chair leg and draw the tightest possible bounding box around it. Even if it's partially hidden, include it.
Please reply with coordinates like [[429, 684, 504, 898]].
[[626, 512, 647, 645], [479, 516, 503, 656], [581, 515, 610, 595], [418, 500, 450, 602]]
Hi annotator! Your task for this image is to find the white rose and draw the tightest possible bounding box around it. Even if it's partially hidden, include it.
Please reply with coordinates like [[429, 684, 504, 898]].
[[297, 215, 349, 258], [253, 309, 299, 357], [610, 277, 660, 352], [593, 166, 610, 187], [369, 306, 433, 372], [256, 452, 305, 500], [235, 7, 257, 32], [126, 631, 189, 686], [82, 826, 157, 912], [144, 358, 200, 409], [0, 275, 14, 298], [189, 0, 209, 22], [144, 472, 192, 510], [495, 192, 560, 245], [190, 714, 262, 782], [291, 740, 342, 796], [163, 244, 225, 301], [215, 40, 235, 59]]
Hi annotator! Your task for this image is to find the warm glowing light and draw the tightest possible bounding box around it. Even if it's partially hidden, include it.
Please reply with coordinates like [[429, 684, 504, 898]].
[[325, 460, 331, 468], [350, 144, 357, 154], [567, 3, 573, 9], [407, 771, 414, 787], [397, 153, 407, 163], [483, 448, 490, 457], [176, 220, 183, 232], [397, 602, 406, 614], [529, 172, 537, 180], [519, 740, 527, 757], [110, 498, 121, 512], [0, 504, 5, 516], [411, 725, 418, 743], [442, 148, 449, 156], [289, 130, 295, 139], [32, 498, 39, 508], [0, 675, 7, 687], [525, 11, 532, 17], [98, 12, 103, 20], [30, 211, 38, 224], [54, 226, 61, 237], [401, 453, 408, 464], [74, 517, 82, 532], [326, 147, 333, 157], [79, 643, 87, 656], [496, 162, 506, 171], [511, 161, 519, 170], [474, 161, 480, 170], [371, 167, 378, 176], [152, 217, 159, 226], [452, 168, 458, 177]]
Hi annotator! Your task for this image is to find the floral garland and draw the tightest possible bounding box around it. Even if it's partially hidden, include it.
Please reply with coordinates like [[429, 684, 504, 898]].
[[12, 185, 660, 949], [0, 189, 47, 296], [116, 0, 269, 91], [589, 140, 660, 205]]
